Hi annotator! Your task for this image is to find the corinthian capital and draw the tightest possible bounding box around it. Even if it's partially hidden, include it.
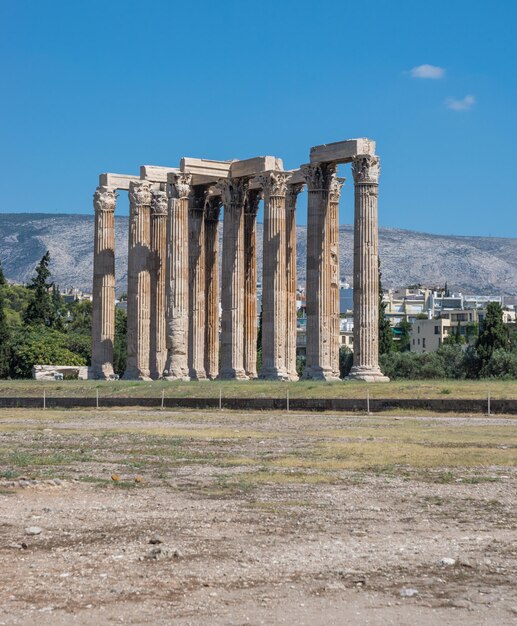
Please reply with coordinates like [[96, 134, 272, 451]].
[[93, 186, 117, 213], [204, 193, 223, 221], [329, 177, 345, 203], [256, 171, 289, 198], [169, 173, 193, 200], [243, 188, 263, 216], [300, 163, 338, 191], [151, 190, 168, 216], [215, 177, 249, 207], [129, 180, 152, 208], [352, 155, 380, 184]]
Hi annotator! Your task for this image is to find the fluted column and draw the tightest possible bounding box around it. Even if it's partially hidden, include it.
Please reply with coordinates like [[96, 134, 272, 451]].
[[163, 173, 192, 380], [123, 181, 152, 380], [349, 155, 389, 382], [259, 172, 289, 380], [204, 195, 222, 380], [301, 163, 342, 381], [218, 178, 249, 380], [329, 176, 344, 379], [243, 189, 261, 379], [285, 183, 303, 381], [149, 189, 168, 379], [91, 186, 117, 379], [188, 186, 207, 380]]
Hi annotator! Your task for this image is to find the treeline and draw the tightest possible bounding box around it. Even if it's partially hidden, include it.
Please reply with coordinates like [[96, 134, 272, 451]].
[[0, 253, 127, 378], [374, 300, 516, 380]]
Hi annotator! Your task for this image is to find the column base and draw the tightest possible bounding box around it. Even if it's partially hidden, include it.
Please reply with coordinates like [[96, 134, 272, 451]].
[[245, 370, 258, 380], [286, 371, 299, 382], [162, 370, 190, 381], [259, 367, 290, 381], [122, 369, 152, 381], [90, 364, 115, 380], [218, 368, 249, 381], [302, 366, 340, 382], [347, 366, 390, 383], [189, 368, 207, 381]]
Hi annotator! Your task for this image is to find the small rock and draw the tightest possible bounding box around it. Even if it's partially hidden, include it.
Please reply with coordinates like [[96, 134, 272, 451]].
[[25, 526, 42, 536], [149, 535, 163, 545], [400, 588, 419, 598], [438, 557, 456, 567]]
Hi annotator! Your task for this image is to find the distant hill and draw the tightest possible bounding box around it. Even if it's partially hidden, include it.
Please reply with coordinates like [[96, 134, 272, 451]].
[[1, 213, 516, 296]]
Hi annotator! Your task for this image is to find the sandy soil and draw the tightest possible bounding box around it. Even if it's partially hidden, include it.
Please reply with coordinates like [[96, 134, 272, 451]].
[[0, 409, 516, 625]]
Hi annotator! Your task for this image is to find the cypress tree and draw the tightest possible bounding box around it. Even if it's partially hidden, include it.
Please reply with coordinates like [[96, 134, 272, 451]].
[[0, 293, 10, 377], [476, 302, 510, 367], [0, 261, 6, 286], [24, 251, 55, 327], [378, 258, 393, 354]]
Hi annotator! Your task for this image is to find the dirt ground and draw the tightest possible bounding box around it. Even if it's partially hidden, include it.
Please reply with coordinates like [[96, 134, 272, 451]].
[[0, 408, 516, 625]]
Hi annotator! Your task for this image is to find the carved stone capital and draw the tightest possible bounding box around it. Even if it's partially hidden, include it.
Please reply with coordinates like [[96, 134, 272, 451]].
[[93, 186, 117, 213], [215, 177, 249, 207], [352, 155, 380, 184], [151, 190, 168, 216], [329, 177, 345, 203], [204, 192, 223, 221], [301, 162, 337, 191], [169, 173, 193, 200], [286, 182, 304, 207], [257, 171, 289, 198], [245, 188, 263, 215], [129, 180, 152, 208]]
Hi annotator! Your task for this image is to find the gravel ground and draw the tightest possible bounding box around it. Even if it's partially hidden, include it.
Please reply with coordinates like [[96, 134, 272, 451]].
[[0, 409, 516, 625]]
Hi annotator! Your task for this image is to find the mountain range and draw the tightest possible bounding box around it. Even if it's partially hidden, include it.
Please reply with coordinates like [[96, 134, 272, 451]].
[[1, 213, 516, 296]]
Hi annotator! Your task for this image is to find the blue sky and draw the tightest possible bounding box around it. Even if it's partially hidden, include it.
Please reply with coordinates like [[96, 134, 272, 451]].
[[1, 0, 516, 237]]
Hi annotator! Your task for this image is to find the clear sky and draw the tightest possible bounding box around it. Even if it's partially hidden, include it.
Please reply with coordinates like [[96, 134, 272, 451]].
[[1, 0, 516, 237]]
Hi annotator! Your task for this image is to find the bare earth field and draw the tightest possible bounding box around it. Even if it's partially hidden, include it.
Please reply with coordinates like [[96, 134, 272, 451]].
[[0, 408, 516, 625]]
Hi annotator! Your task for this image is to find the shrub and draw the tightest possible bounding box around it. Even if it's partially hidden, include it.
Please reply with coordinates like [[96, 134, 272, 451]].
[[481, 349, 517, 379], [10, 327, 85, 378]]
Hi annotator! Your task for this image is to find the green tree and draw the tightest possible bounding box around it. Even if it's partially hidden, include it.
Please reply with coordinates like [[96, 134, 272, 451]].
[[0, 293, 10, 377], [339, 345, 353, 378], [481, 349, 517, 379], [9, 327, 85, 378], [113, 307, 127, 376], [23, 252, 55, 327], [68, 300, 92, 333], [396, 319, 412, 353], [0, 261, 6, 286], [378, 258, 393, 355], [476, 302, 510, 369]]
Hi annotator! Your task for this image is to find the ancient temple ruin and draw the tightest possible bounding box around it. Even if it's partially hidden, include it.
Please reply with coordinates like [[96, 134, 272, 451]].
[[91, 138, 389, 382]]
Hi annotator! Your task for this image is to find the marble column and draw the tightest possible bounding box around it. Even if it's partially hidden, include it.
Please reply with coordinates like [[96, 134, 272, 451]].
[[329, 176, 344, 379], [301, 163, 343, 381], [163, 173, 192, 380], [123, 180, 152, 380], [218, 177, 249, 380], [149, 189, 168, 379], [188, 186, 207, 380], [204, 195, 222, 380], [259, 171, 289, 380], [349, 155, 390, 382], [285, 183, 303, 381], [91, 186, 117, 379], [243, 189, 261, 379]]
